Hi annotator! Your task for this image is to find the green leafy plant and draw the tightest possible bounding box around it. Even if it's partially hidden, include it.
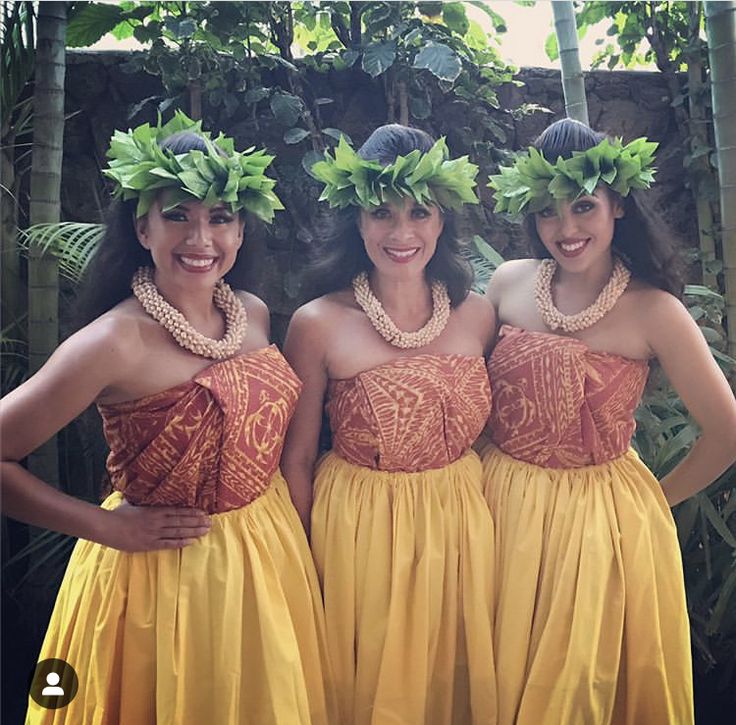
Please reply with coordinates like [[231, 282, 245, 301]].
[[489, 137, 658, 218], [311, 135, 479, 210], [103, 110, 284, 221]]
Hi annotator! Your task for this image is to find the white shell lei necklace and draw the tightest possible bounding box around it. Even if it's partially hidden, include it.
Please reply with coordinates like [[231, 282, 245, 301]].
[[535, 257, 631, 333], [131, 266, 248, 359], [352, 271, 451, 349]]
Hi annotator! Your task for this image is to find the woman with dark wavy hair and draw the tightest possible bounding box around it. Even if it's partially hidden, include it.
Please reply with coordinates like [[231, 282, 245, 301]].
[[282, 124, 497, 724], [2, 114, 334, 724], [482, 117, 736, 724]]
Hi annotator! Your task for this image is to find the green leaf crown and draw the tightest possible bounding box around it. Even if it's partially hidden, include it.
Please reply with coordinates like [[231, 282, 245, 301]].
[[311, 135, 480, 211], [488, 136, 658, 219], [103, 110, 284, 223]]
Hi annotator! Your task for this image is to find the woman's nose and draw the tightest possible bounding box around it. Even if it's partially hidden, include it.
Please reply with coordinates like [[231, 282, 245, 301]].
[[389, 215, 415, 241], [185, 219, 212, 246]]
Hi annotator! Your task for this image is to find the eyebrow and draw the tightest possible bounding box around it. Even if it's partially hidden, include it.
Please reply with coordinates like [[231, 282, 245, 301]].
[[166, 204, 231, 212]]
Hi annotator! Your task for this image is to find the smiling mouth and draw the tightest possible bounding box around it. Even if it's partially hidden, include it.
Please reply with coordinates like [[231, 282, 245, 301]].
[[557, 239, 589, 257], [178, 255, 218, 271], [384, 247, 420, 263]]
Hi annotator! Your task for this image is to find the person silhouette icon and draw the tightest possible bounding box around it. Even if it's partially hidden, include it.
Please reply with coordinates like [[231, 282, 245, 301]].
[[41, 672, 64, 697]]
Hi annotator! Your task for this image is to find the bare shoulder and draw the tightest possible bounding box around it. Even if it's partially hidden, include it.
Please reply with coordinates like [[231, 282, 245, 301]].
[[288, 290, 353, 332], [457, 290, 495, 326], [623, 282, 694, 354], [626, 282, 687, 324], [486, 258, 538, 301], [234, 290, 270, 338]]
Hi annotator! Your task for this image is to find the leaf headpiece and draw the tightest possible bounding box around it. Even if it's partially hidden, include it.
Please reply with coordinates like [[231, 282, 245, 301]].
[[488, 136, 657, 219], [103, 110, 284, 222], [311, 136, 479, 211]]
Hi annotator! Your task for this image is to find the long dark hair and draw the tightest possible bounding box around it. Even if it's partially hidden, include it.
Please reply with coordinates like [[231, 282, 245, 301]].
[[523, 118, 686, 297], [306, 124, 473, 306], [74, 131, 249, 328]]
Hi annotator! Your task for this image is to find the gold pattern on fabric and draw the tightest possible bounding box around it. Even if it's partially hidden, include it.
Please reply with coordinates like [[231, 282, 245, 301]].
[[98, 345, 302, 513], [488, 326, 648, 467], [327, 354, 491, 471]]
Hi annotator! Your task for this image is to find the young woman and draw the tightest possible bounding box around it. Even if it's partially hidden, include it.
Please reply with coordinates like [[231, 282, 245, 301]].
[[282, 125, 497, 724], [3, 112, 334, 724], [483, 117, 736, 725]]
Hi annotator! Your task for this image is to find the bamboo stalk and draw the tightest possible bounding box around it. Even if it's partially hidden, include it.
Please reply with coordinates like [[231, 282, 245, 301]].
[[704, 1, 736, 360], [687, 2, 719, 290], [27, 1, 66, 486], [552, 0, 589, 124]]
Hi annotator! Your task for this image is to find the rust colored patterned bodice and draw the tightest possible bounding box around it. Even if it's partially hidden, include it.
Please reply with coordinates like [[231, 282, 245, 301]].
[[488, 325, 649, 468], [327, 354, 491, 472], [98, 345, 302, 513]]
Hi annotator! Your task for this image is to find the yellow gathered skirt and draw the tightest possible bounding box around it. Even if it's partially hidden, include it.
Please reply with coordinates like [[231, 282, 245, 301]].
[[480, 444, 693, 725], [311, 450, 496, 725], [26, 473, 335, 725]]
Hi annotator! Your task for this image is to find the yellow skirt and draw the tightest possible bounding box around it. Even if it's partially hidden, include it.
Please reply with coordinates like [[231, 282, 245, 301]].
[[26, 473, 335, 725], [480, 444, 693, 725], [311, 450, 496, 725]]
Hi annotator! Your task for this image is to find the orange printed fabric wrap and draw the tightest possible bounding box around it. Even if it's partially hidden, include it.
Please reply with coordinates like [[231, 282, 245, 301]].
[[98, 345, 302, 513], [489, 325, 648, 467], [327, 354, 491, 471]]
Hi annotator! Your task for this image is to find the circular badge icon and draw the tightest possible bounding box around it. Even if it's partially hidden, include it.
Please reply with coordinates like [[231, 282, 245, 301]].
[[29, 658, 78, 709]]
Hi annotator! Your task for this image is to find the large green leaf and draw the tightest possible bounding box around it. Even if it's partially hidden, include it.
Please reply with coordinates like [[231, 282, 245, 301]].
[[66, 3, 124, 48], [442, 3, 469, 35], [283, 127, 310, 145], [270, 91, 303, 126], [545, 31, 559, 62], [362, 41, 397, 77], [413, 42, 462, 82]]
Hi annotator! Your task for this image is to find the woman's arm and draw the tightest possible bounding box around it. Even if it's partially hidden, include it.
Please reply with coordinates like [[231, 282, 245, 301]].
[[0, 318, 211, 550], [281, 303, 330, 535], [645, 292, 736, 506]]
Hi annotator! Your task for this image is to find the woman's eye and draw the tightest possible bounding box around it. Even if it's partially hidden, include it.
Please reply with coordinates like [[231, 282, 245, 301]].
[[211, 214, 235, 224], [573, 201, 594, 213], [412, 207, 430, 219], [162, 211, 187, 222], [538, 207, 556, 219], [371, 208, 390, 219]]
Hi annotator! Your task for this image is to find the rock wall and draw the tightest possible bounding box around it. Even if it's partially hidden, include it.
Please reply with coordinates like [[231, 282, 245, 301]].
[[61, 51, 695, 339]]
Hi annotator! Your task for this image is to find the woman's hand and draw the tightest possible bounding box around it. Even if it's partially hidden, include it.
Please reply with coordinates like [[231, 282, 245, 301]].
[[100, 501, 212, 552]]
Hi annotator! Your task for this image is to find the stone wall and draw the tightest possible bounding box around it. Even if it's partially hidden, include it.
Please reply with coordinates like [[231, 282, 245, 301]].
[[61, 51, 695, 339]]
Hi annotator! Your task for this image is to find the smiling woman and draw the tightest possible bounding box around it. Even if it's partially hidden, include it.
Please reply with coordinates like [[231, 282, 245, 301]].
[[281, 124, 498, 724], [481, 117, 736, 725], [1, 113, 335, 724]]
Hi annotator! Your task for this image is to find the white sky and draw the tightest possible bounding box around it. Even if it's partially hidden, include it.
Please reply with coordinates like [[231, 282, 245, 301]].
[[472, 1, 617, 69]]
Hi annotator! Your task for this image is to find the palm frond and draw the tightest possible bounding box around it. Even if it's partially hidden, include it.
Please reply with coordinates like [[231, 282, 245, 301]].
[[1, 1, 35, 122], [17, 222, 104, 284], [0, 320, 27, 393], [462, 235, 505, 293]]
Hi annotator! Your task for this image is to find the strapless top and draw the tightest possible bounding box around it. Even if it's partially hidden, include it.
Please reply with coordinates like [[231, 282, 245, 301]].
[[98, 345, 302, 513], [488, 325, 649, 468], [327, 354, 491, 472]]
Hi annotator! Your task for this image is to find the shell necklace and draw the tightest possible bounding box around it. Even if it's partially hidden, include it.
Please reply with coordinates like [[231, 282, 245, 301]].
[[352, 271, 451, 349], [535, 257, 631, 333], [131, 266, 248, 359]]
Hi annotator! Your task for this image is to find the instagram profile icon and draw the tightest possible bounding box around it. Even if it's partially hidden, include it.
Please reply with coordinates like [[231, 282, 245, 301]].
[[29, 658, 78, 710]]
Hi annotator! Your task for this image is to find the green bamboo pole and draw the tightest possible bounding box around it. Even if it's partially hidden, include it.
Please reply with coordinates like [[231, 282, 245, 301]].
[[687, 1, 719, 290], [704, 1, 736, 360], [552, 0, 589, 124], [27, 1, 66, 486]]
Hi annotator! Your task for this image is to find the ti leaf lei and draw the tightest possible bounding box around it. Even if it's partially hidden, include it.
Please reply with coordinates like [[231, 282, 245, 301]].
[[311, 135, 480, 211], [488, 136, 658, 218], [103, 110, 284, 223]]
